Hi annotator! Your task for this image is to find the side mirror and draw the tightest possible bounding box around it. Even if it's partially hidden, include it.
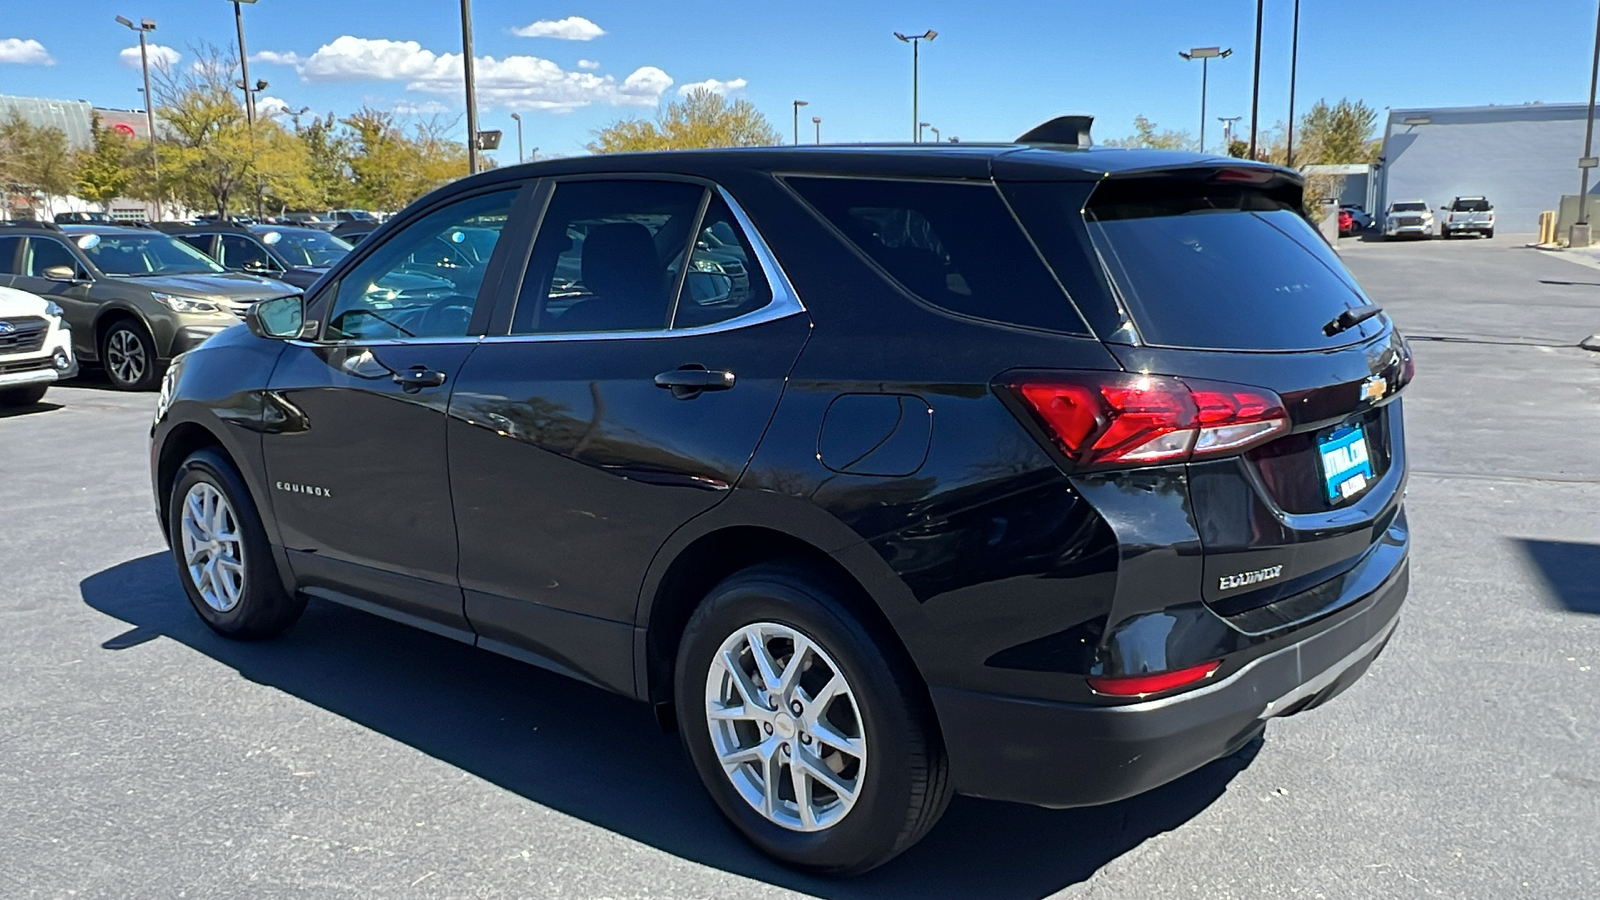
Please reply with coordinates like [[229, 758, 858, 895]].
[[43, 265, 81, 283], [684, 271, 735, 306], [246, 294, 305, 340]]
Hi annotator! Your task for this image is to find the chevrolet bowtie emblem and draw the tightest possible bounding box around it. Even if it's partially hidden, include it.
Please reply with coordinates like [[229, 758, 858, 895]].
[[1360, 375, 1388, 403]]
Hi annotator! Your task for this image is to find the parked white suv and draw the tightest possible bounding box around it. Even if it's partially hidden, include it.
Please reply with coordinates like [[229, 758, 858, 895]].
[[0, 285, 77, 407], [1385, 200, 1435, 240], [1441, 197, 1495, 239]]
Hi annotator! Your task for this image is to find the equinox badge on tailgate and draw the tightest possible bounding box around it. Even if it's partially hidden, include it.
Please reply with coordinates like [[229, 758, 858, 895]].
[[1220, 565, 1283, 591]]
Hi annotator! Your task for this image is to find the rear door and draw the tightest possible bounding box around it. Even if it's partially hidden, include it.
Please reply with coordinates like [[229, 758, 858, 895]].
[[447, 178, 809, 691], [1002, 168, 1410, 622]]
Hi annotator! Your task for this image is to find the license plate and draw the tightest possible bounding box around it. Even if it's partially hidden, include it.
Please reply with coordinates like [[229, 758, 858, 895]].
[[1319, 423, 1375, 502]]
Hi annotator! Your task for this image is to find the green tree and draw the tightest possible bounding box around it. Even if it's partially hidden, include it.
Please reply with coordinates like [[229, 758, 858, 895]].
[[1102, 115, 1194, 151], [588, 88, 780, 153], [1292, 99, 1381, 165], [0, 112, 79, 209], [295, 113, 354, 211], [74, 115, 134, 207], [341, 108, 470, 210], [147, 43, 255, 217]]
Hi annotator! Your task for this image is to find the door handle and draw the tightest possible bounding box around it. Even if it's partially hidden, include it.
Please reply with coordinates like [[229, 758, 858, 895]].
[[393, 366, 448, 392], [654, 367, 735, 399]]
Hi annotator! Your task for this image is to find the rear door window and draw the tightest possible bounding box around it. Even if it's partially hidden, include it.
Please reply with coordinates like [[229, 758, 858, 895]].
[[1082, 178, 1380, 351], [787, 177, 1088, 335]]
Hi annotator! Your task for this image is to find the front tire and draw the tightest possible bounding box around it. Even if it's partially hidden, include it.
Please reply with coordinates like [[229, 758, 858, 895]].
[[168, 449, 305, 639], [102, 320, 160, 391], [0, 384, 48, 407], [674, 563, 951, 875]]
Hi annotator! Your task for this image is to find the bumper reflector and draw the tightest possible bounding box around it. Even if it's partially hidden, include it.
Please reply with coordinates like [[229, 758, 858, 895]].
[[1087, 660, 1222, 697]]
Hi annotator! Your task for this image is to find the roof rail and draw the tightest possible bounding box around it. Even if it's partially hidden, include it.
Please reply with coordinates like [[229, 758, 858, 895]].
[[0, 219, 62, 231], [1016, 115, 1094, 147]]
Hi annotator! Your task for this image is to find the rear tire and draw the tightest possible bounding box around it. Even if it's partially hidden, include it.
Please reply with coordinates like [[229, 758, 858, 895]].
[[674, 562, 951, 875], [167, 448, 305, 639], [1440, 226, 1451, 239], [102, 319, 161, 391], [0, 384, 48, 407], [1486, 227, 1494, 239]]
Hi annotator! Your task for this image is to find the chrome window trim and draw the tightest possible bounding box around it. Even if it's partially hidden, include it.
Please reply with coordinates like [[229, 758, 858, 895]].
[[479, 183, 807, 344]]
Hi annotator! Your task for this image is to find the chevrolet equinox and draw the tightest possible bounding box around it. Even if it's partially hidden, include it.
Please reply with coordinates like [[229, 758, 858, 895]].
[[149, 117, 1411, 874]]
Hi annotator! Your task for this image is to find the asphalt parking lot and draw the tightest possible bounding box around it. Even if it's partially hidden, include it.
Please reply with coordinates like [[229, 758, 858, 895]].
[[2, 233, 1598, 899]]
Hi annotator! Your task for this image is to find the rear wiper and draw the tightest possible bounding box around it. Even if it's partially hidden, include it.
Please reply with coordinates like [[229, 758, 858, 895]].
[[1324, 304, 1385, 336]]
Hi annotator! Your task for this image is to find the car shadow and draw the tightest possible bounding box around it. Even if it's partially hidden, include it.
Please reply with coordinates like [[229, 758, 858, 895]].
[[0, 399, 64, 418], [1518, 539, 1600, 615], [82, 553, 1258, 899]]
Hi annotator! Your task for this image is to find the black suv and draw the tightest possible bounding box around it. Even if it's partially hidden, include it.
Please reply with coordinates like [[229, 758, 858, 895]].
[[150, 121, 1411, 874], [160, 223, 355, 291], [0, 223, 301, 389]]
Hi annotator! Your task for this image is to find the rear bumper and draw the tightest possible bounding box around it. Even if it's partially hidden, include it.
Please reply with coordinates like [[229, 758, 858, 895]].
[[933, 556, 1407, 808]]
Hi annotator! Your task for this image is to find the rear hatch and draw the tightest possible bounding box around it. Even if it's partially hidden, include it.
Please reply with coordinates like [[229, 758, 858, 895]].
[[1447, 199, 1493, 228], [998, 161, 1411, 625]]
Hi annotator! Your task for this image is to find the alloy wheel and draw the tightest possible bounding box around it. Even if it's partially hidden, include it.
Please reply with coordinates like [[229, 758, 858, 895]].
[[179, 482, 246, 612], [106, 328, 147, 387], [704, 621, 867, 832]]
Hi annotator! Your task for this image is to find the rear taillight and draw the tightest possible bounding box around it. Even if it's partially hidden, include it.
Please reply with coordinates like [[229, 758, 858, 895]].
[[1009, 372, 1288, 470], [1087, 660, 1221, 697]]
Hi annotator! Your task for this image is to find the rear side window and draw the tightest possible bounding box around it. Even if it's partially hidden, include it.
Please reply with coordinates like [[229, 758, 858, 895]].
[[787, 177, 1088, 335], [1083, 178, 1379, 351]]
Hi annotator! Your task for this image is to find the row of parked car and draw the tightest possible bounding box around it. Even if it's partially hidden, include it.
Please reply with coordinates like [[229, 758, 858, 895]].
[[1337, 197, 1496, 240], [0, 213, 397, 403]]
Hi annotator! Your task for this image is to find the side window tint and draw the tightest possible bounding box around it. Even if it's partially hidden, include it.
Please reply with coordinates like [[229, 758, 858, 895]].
[[219, 234, 271, 271], [672, 194, 773, 330], [25, 238, 78, 277], [0, 236, 20, 275], [511, 180, 705, 334], [177, 235, 213, 256], [787, 177, 1088, 335], [324, 189, 516, 341]]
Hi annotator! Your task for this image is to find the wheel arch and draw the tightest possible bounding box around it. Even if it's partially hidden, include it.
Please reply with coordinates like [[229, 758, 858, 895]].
[[635, 520, 928, 718], [93, 303, 156, 355]]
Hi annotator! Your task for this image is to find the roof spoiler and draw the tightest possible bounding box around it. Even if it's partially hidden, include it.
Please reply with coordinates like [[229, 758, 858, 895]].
[[1016, 115, 1093, 147]]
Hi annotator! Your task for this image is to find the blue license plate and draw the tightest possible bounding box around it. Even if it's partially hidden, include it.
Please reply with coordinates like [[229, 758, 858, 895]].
[[1319, 423, 1375, 502]]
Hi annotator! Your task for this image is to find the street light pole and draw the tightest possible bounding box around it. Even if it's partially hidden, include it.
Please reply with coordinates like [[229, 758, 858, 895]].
[[460, 0, 480, 174], [1249, 0, 1263, 159], [227, 0, 258, 125], [813, 116, 821, 145], [1219, 115, 1242, 155], [1180, 47, 1231, 153], [894, 30, 936, 142], [1287, 0, 1301, 166], [510, 112, 523, 163], [117, 15, 161, 219], [929, 125, 940, 143], [792, 100, 808, 146], [1578, 0, 1600, 240]]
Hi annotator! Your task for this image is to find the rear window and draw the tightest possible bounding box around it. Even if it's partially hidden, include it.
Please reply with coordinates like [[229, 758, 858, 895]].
[[787, 177, 1088, 335], [1451, 198, 1491, 212], [1083, 178, 1380, 351]]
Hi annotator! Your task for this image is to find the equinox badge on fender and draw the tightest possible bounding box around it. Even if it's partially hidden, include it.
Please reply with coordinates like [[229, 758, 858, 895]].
[[275, 481, 332, 498], [1219, 565, 1283, 591]]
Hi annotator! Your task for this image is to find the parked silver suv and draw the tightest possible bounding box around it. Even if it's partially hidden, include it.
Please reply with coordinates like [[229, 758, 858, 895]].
[[1441, 197, 1494, 239]]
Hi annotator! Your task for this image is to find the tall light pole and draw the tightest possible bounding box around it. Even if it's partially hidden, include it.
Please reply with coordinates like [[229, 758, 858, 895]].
[[1179, 46, 1232, 153], [792, 100, 809, 146], [115, 15, 159, 219], [918, 121, 930, 142], [461, 0, 480, 174], [225, 0, 259, 125], [812, 116, 821, 145], [510, 112, 524, 163], [287, 105, 310, 132], [1249, 0, 1263, 159], [1578, 0, 1600, 245], [1219, 115, 1242, 155], [929, 124, 940, 143], [894, 30, 936, 142], [1286, 0, 1301, 166]]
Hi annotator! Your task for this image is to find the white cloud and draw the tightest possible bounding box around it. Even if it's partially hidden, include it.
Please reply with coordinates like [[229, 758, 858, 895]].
[[393, 99, 450, 115], [512, 16, 605, 41], [301, 36, 671, 111], [678, 78, 747, 97], [257, 96, 290, 116], [121, 43, 180, 70], [0, 38, 53, 65], [251, 50, 305, 67], [577, 59, 599, 70]]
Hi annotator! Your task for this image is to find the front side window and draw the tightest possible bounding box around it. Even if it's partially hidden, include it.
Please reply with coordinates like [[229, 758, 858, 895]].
[[218, 234, 274, 271], [1391, 202, 1426, 212], [787, 177, 1086, 334], [323, 189, 516, 341], [24, 237, 78, 277], [511, 180, 704, 334], [80, 233, 227, 276], [0, 236, 20, 275], [265, 230, 352, 267]]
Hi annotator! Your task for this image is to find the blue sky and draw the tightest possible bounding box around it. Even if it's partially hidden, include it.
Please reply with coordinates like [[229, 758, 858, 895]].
[[1, 0, 1598, 162]]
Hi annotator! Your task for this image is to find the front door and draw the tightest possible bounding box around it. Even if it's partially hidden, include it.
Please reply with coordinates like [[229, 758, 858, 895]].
[[447, 180, 810, 689], [262, 186, 525, 637]]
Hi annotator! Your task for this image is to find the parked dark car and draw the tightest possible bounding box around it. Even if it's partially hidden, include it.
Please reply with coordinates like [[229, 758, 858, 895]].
[[0, 222, 299, 389], [54, 211, 116, 225], [329, 220, 378, 245], [150, 122, 1411, 874], [162, 223, 355, 290]]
